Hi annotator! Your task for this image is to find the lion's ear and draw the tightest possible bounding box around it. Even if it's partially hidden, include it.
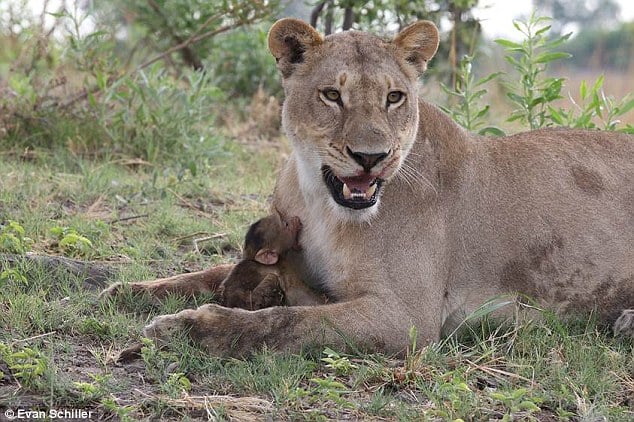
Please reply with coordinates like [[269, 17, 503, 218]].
[[268, 18, 323, 78], [393, 21, 439, 75]]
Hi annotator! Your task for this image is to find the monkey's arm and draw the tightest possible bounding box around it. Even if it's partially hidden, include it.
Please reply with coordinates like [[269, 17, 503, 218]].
[[99, 264, 233, 299]]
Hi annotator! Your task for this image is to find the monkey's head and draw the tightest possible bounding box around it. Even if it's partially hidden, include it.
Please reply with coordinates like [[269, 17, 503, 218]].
[[243, 211, 302, 265]]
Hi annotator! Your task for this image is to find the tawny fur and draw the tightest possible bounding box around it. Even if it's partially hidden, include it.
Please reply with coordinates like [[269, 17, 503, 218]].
[[106, 19, 634, 357]]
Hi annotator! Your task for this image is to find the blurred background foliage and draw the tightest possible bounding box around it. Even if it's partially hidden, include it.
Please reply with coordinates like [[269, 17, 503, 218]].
[[0, 0, 632, 166]]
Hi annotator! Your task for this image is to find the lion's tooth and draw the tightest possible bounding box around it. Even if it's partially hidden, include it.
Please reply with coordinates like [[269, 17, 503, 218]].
[[342, 183, 352, 199], [367, 183, 377, 197]]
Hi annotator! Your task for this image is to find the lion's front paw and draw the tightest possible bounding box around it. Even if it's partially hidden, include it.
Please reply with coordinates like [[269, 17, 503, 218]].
[[614, 309, 634, 338]]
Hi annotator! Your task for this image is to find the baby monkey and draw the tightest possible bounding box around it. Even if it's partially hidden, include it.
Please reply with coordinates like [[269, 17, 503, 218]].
[[219, 210, 325, 310]]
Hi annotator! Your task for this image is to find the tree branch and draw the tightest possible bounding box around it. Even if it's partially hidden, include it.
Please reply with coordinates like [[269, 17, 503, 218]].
[[58, 5, 267, 110], [147, 0, 203, 70], [310, 0, 327, 28]]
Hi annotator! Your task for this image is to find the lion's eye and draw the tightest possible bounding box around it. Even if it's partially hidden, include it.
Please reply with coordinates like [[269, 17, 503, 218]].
[[387, 91, 404, 105], [322, 89, 341, 103]]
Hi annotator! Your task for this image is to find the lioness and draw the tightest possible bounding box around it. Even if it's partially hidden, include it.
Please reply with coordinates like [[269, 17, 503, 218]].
[[105, 19, 634, 357]]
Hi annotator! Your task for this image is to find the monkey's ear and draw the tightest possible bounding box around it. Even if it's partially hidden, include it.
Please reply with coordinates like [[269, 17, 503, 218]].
[[393, 21, 439, 75], [268, 18, 323, 78], [255, 249, 279, 265]]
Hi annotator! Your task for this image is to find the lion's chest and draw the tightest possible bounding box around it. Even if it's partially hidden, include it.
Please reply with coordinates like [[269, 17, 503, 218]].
[[299, 217, 340, 290], [299, 212, 393, 298]]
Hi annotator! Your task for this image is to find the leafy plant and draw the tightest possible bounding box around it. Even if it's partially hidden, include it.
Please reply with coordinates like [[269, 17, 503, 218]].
[[426, 370, 478, 420], [440, 55, 505, 136], [308, 376, 355, 409], [50, 226, 93, 258], [162, 372, 192, 398], [73, 373, 112, 402], [0, 3, 243, 169], [0, 268, 28, 287], [139, 337, 181, 384], [496, 14, 571, 129], [489, 387, 542, 421], [549, 75, 634, 133], [100, 397, 135, 421], [78, 318, 112, 340], [321, 347, 357, 376], [0, 342, 48, 389], [0, 220, 32, 254], [207, 24, 281, 98], [495, 13, 634, 133]]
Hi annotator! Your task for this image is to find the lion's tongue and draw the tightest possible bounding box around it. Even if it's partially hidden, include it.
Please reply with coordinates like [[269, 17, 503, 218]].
[[340, 175, 377, 200]]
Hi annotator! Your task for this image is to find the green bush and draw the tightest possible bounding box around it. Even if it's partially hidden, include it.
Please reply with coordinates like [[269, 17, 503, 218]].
[[207, 24, 282, 98], [0, 1, 278, 164]]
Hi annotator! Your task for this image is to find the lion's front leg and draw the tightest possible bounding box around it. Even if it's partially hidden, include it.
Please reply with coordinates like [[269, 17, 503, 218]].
[[142, 304, 297, 356], [142, 297, 442, 357]]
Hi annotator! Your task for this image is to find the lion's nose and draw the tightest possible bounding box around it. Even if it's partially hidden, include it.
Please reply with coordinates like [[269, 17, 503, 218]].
[[346, 147, 390, 172]]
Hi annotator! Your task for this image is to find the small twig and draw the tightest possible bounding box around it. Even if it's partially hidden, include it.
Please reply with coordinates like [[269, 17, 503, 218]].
[[86, 194, 105, 215], [465, 359, 534, 384], [166, 188, 222, 222], [109, 214, 150, 224], [11, 331, 57, 346], [193, 233, 226, 254], [137, 16, 259, 70], [172, 232, 225, 243], [172, 232, 207, 242], [166, 188, 199, 211], [59, 74, 118, 109]]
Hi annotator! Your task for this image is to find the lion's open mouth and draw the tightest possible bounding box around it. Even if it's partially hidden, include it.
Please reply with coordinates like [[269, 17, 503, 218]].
[[322, 166, 384, 209]]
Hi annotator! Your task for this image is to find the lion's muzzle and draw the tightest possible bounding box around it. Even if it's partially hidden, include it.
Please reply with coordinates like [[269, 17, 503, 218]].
[[322, 165, 384, 209]]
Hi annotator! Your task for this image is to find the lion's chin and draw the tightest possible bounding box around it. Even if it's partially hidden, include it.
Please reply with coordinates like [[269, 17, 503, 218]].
[[321, 166, 385, 210]]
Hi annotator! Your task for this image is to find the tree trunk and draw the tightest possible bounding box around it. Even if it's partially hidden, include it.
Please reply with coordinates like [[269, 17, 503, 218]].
[[310, 0, 327, 28], [342, 7, 354, 31], [324, 1, 334, 35]]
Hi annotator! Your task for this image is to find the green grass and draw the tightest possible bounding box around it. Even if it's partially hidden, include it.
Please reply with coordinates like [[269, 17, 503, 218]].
[[0, 140, 632, 420]]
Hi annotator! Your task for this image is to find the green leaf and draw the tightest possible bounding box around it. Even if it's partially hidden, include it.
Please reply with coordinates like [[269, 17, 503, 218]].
[[465, 296, 515, 322], [534, 52, 572, 64], [592, 74, 605, 92], [519, 400, 541, 412], [440, 82, 462, 97], [507, 113, 525, 123], [618, 98, 634, 115], [479, 126, 506, 137], [534, 25, 552, 36], [512, 20, 525, 34], [530, 97, 546, 107], [475, 72, 503, 87], [544, 32, 573, 49], [506, 92, 526, 105], [579, 80, 587, 100], [490, 392, 508, 401], [619, 125, 634, 134], [494, 39, 523, 49], [548, 106, 564, 125], [475, 106, 490, 119], [470, 89, 488, 100]]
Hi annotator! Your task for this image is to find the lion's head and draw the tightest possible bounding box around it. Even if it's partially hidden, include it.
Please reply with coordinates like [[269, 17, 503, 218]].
[[268, 19, 438, 221]]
